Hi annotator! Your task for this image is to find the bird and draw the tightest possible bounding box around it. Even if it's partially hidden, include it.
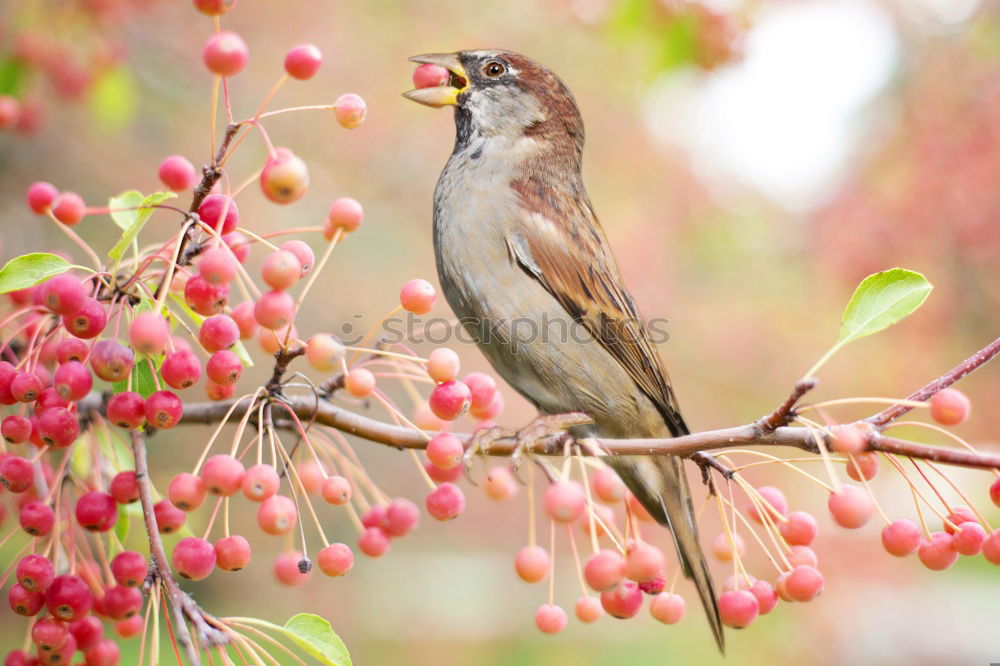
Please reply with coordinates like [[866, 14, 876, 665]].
[[404, 49, 724, 651]]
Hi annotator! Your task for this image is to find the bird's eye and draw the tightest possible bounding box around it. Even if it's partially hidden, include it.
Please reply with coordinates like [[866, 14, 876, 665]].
[[482, 61, 506, 78]]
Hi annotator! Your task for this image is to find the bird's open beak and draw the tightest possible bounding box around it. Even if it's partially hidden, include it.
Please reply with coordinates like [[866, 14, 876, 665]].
[[403, 53, 469, 108]]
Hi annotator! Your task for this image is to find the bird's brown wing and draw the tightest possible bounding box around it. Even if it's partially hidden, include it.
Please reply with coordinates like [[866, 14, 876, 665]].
[[506, 177, 688, 436]]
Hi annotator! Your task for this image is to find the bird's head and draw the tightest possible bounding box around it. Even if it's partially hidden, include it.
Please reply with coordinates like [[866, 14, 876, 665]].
[[404, 50, 584, 156]]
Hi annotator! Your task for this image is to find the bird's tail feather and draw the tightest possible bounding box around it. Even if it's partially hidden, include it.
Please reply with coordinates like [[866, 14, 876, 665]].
[[606, 455, 724, 653]]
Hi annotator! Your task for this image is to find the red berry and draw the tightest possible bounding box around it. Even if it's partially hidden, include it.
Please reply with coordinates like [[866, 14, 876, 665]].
[[69, 615, 104, 650], [600, 580, 643, 619], [514, 545, 550, 583], [35, 386, 69, 411], [426, 432, 464, 470], [201, 454, 245, 496], [584, 549, 625, 591], [36, 407, 79, 447], [383, 497, 420, 537], [242, 463, 280, 502], [203, 31, 248, 77], [214, 534, 252, 571], [153, 499, 186, 533], [412, 63, 450, 89], [929, 388, 971, 426], [199, 314, 240, 352], [207, 379, 234, 401], [9, 584, 44, 616], [983, 529, 1000, 565], [168, 472, 207, 511], [19, 501, 55, 536], [542, 480, 586, 523], [75, 491, 117, 531], [197, 194, 239, 235], [827, 484, 874, 529], [63, 298, 107, 338], [535, 604, 568, 634], [650, 592, 686, 624], [325, 197, 363, 236], [428, 380, 471, 420], [425, 482, 465, 520], [719, 589, 759, 627], [40, 274, 85, 315], [260, 152, 309, 204], [625, 540, 666, 583], [86, 637, 122, 662], [231, 301, 258, 339], [334, 93, 366, 129], [990, 477, 1000, 509], [0, 455, 34, 492], [261, 250, 303, 289], [158, 155, 198, 191], [198, 247, 237, 285], [111, 551, 147, 587], [52, 192, 86, 225], [918, 531, 958, 570], [130, 312, 170, 356], [144, 390, 183, 429], [90, 339, 135, 382], [16, 554, 55, 593], [103, 584, 143, 620], [27, 181, 59, 214], [357, 526, 391, 557], [106, 391, 145, 429], [2, 414, 32, 443], [109, 471, 139, 504], [316, 543, 354, 577], [10, 372, 42, 402], [284, 44, 322, 80], [784, 564, 824, 602], [161, 349, 202, 389], [53, 360, 92, 401], [779, 510, 819, 546], [274, 551, 311, 585], [173, 536, 216, 580], [399, 278, 436, 314], [279, 240, 314, 276], [257, 494, 297, 535], [56, 338, 89, 364], [254, 290, 295, 330], [46, 574, 94, 621]]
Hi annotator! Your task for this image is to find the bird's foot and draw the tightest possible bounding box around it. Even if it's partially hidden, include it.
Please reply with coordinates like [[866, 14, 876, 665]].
[[690, 451, 734, 495], [462, 425, 515, 485], [510, 412, 592, 484]]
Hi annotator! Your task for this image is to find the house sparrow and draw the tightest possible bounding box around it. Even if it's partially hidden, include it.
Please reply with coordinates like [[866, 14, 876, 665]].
[[405, 50, 723, 650]]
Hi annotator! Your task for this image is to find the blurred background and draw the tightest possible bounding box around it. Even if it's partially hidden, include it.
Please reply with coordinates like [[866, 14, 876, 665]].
[[0, 0, 998, 664]]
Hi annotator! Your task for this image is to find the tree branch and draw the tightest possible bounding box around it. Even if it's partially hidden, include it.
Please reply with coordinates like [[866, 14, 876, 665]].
[[131, 429, 228, 665]]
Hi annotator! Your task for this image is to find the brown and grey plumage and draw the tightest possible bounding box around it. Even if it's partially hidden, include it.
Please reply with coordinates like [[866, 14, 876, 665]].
[[405, 49, 723, 651]]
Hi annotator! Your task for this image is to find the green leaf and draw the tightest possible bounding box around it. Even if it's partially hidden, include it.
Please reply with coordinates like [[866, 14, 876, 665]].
[[838, 268, 933, 344], [114, 504, 131, 544], [109, 191, 145, 232], [0, 58, 28, 97], [805, 268, 933, 377], [89, 65, 137, 132], [281, 614, 352, 666], [0, 253, 76, 294], [112, 358, 163, 399], [108, 191, 177, 261]]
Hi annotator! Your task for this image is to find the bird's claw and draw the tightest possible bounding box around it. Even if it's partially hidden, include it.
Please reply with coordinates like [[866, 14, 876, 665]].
[[462, 425, 514, 486], [509, 412, 592, 485]]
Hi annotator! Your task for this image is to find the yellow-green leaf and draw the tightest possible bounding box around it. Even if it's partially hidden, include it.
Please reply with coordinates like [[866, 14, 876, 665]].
[[0, 253, 80, 294], [281, 614, 351, 666], [109, 191, 177, 261], [837, 268, 933, 344], [89, 65, 137, 132]]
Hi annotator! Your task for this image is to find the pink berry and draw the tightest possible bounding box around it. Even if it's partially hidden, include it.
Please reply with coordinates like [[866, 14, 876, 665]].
[[69, 615, 104, 650], [144, 390, 183, 429], [426, 432, 464, 470], [718, 589, 759, 628], [325, 197, 363, 236], [33, 615, 70, 652], [284, 44, 322, 80], [483, 465, 518, 501], [161, 349, 202, 389], [990, 477, 1000, 509], [649, 592, 686, 624], [514, 545, 550, 583], [320, 475, 351, 505], [201, 454, 245, 496], [103, 584, 143, 620], [261, 250, 303, 290], [712, 532, 745, 562], [747, 485, 787, 524], [214, 534, 252, 571], [625, 540, 666, 582], [344, 367, 376, 397], [8, 583, 44, 616], [16, 554, 55, 593], [428, 380, 471, 421], [929, 388, 971, 426], [943, 506, 977, 535], [56, 338, 89, 364], [231, 301, 258, 339], [827, 484, 874, 529], [242, 463, 280, 502], [130, 312, 170, 356], [154, 500, 186, 533], [357, 526, 391, 557], [168, 472, 207, 511], [829, 423, 869, 454], [10, 372, 42, 402], [846, 452, 879, 481], [111, 551, 147, 587], [36, 407, 80, 447], [918, 531, 958, 570], [0, 456, 33, 492], [400, 278, 436, 314], [953, 522, 987, 556], [257, 495, 297, 535], [426, 347, 460, 383], [779, 510, 819, 546], [158, 155, 197, 191], [982, 529, 1000, 565], [199, 314, 240, 352], [197, 194, 239, 234], [198, 247, 237, 285], [53, 360, 92, 401], [334, 93, 366, 129], [412, 63, 450, 89], [46, 574, 94, 621], [787, 545, 819, 568], [185, 275, 229, 315], [426, 482, 465, 521], [2, 414, 32, 443], [88, 637, 123, 660], [203, 31, 248, 76], [75, 491, 117, 531], [784, 564, 824, 602], [20, 501, 55, 536], [224, 231, 251, 264], [260, 151, 309, 204], [317, 543, 354, 577], [173, 536, 216, 580], [575, 595, 604, 623], [63, 298, 108, 338], [384, 497, 420, 537], [279, 240, 314, 276], [206, 349, 242, 385], [52, 191, 86, 225], [534, 604, 567, 634], [584, 549, 625, 592], [600, 580, 643, 619], [26, 181, 58, 214], [90, 339, 135, 382], [305, 333, 344, 372], [750, 579, 779, 614], [109, 471, 139, 504], [254, 290, 295, 330], [274, 551, 311, 585], [40, 274, 85, 315], [591, 466, 626, 504]]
